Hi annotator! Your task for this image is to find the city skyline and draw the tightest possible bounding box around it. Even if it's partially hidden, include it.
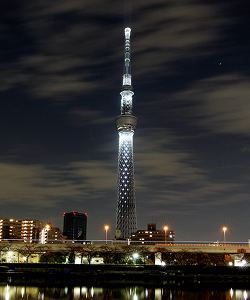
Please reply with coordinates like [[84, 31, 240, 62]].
[[0, 1, 250, 241]]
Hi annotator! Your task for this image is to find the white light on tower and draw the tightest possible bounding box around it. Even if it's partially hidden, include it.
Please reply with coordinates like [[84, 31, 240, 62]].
[[115, 27, 137, 239]]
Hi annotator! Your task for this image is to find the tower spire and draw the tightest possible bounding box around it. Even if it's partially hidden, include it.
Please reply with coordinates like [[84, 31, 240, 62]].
[[115, 27, 137, 240], [120, 27, 134, 116], [123, 27, 132, 87]]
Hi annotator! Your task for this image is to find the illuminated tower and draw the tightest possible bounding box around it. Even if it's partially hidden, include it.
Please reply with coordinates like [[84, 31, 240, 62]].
[[115, 27, 137, 239]]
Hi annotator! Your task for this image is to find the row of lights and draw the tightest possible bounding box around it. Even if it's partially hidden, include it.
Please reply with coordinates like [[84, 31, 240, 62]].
[[103, 225, 229, 243], [103, 225, 171, 244]]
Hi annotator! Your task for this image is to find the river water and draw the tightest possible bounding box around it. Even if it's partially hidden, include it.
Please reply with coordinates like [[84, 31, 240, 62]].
[[0, 285, 249, 299]]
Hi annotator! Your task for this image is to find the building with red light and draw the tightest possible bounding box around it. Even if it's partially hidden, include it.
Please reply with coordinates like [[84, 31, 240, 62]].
[[63, 211, 87, 241]]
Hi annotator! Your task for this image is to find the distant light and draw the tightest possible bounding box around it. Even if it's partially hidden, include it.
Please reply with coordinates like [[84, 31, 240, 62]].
[[241, 259, 247, 267], [7, 251, 14, 257], [222, 226, 227, 232], [132, 252, 139, 260]]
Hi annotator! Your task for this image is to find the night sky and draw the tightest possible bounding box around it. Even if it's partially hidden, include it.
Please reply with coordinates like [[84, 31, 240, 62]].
[[1, 0, 250, 241]]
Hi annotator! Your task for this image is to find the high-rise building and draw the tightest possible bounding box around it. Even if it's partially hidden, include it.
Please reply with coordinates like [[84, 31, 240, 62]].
[[131, 224, 175, 244], [21, 219, 43, 243], [115, 28, 137, 239], [63, 211, 87, 240], [0, 218, 43, 243], [39, 224, 63, 244], [47, 227, 63, 243], [0, 219, 21, 240]]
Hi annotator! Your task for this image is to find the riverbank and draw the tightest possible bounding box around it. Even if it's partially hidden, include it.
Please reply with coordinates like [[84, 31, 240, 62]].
[[0, 263, 250, 287]]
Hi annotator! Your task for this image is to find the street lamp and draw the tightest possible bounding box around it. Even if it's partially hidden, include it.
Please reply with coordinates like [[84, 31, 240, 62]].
[[163, 226, 168, 244], [104, 225, 109, 244], [222, 226, 227, 243]]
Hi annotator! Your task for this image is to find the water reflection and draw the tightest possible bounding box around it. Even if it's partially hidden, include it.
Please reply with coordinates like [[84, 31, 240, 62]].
[[0, 285, 249, 300]]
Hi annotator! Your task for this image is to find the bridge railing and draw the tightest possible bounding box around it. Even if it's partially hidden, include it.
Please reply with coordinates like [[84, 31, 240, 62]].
[[0, 239, 249, 247]]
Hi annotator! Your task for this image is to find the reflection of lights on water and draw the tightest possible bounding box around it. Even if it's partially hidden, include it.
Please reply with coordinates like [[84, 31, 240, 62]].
[[38, 292, 44, 300], [230, 288, 233, 298], [74, 287, 81, 297], [170, 290, 173, 300], [132, 287, 138, 300], [155, 288, 162, 300], [21, 287, 25, 298], [91, 287, 94, 298], [81, 287, 87, 296], [0, 285, 249, 300], [133, 294, 138, 300], [235, 290, 249, 299], [5, 284, 10, 300]]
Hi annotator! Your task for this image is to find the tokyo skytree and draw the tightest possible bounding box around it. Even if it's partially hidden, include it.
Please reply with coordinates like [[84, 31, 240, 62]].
[[115, 28, 137, 239]]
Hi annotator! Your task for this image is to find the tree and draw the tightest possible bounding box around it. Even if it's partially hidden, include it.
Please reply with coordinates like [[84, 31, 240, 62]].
[[99, 245, 125, 264], [15, 244, 43, 263], [0, 243, 10, 262], [39, 251, 67, 263], [134, 246, 151, 265], [69, 244, 98, 264], [98, 245, 114, 264], [119, 245, 146, 264]]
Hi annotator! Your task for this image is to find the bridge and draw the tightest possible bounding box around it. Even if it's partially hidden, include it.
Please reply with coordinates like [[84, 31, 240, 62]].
[[1, 240, 249, 254], [154, 242, 250, 254]]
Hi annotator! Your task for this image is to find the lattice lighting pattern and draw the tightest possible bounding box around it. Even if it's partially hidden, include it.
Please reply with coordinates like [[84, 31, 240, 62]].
[[116, 131, 137, 238]]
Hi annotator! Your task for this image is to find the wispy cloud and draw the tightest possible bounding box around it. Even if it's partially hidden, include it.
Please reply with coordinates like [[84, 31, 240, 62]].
[[0, 160, 115, 208], [175, 73, 250, 135], [0, 0, 227, 100], [134, 130, 246, 213], [69, 109, 114, 126], [133, 1, 226, 75]]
